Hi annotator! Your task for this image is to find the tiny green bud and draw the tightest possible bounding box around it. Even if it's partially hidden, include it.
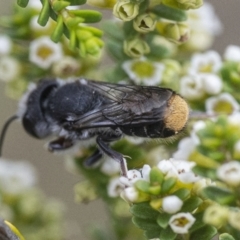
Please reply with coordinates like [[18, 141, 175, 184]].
[[65, 17, 84, 28], [52, 0, 70, 12], [113, 0, 140, 21], [164, 22, 190, 44], [162, 0, 203, 10], [69, 9, 102, 23], [76, 29, 93, 41], [228, 210, 240, 230], [85, 37, 104, 56], [124, 38, 150, 58], [133, 14, 157, 33], [203, 205, 229, 228]]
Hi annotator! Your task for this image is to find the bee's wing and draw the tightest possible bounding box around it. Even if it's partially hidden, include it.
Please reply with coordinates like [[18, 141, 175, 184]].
[[73, 80, 174, 129]]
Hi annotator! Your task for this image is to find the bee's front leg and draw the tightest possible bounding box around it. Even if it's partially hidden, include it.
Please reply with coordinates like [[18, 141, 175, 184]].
[[48, 137, 74, 152], [96, 135, 128, 177]]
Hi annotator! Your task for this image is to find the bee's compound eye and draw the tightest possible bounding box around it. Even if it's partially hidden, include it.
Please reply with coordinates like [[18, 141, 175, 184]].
[[164, 94, 189, 133]]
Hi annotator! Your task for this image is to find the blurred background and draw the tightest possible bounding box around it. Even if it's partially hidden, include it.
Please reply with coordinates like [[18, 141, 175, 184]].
[[0, 0, 239, 239]]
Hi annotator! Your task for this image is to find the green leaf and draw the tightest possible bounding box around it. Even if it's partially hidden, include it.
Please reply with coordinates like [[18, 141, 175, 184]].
[[51, 15, 64, 42], [65, 0, 87, 5], [181, 196, 203, 212], [160, 226, 177, 240], [219, 233, 236, 240], [172, 188, 190, 201], [17, 0, 29, 7], [52, 1, 70, 11], [157, 212, 171, 229], [148, 43, 170, 59], [135, 180, 151, 193], [106, 40, 126, 61], [70, 10, 102, 23], [190, 225, 217, 240], [202, 186, 236, 205], [161, 177, 176, 194], [130, 202, 159, 220], [144, 229, 162, 239], [132, 217, 160, 231], [38, 0, 50, 26], [152, 4, 187, 22], [101, 21, 124, 41], [150, 167, 164, 184], [189, 211, 205, 232]]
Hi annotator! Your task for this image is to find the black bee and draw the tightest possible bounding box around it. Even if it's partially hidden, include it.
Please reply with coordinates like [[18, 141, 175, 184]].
[[0, 78, 189, 177]]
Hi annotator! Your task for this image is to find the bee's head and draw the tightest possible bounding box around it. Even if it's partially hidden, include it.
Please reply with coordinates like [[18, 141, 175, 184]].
[[20, 79, 59, 139]]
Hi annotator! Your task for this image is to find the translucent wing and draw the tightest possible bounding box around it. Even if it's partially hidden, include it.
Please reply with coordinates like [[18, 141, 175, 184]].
[[71, 80, 174, 129]]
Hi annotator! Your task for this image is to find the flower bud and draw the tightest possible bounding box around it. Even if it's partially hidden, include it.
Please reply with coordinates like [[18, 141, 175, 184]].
[[113, 0, 139, 21], [133, 14, 157, 33], [124, 38, 150, 58]]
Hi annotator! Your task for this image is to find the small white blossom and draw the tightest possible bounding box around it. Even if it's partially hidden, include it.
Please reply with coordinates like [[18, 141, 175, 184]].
[[107, 177, 125, 198], [228, 112, 240, 126], [141, 164, 151, 182], [28, 0, 42, 10], [162, 196, 183, 214], [188, 3, 222, 36], [205, 93, 240, 114], [0, 158, 37, 195], [29, 36, 63, 69], [0, 35, 12, 55], [0, 56, 21, 82], [125, 136, 145, 145], [224, 45, 240, 62], [190, 120, 206, 144], [121, 186, 139, 202], [122, 58, 165, 85], [158, 159, 200, 183], [189, 51, 222, 75], [169, 212, 196, 234], [234, 140, 240, 153], [30, 16, 52, 32], [180, 74, 205, 100], [172, 137, 197, 160], [100, 157, 120, 176], [120, 169, 142, 187], [217, 161, 240, 186], [52, 56, 80, 77], [201, 73, 222, 95]]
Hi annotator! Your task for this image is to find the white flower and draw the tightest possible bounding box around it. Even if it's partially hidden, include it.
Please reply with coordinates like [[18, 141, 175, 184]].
[[29, 36, 63, 69], [201, 73, 222, 95], [125, 136, 145, 145], [162, 196, 183, 214], [224, 45, 240, 62], [0, 56, 21, 82], [120, 169, 142, 187], [121, 186, 139, 202], [28, 0, 42, 10], [228, 112, 240, 126], [30, 16, 52, 32], [188, 3, 222, 36], [52, 56, 80, 77], [189, 51, 222, 75], [234, 140, 240, 153], [141, 164, 151, 182], [157, 159, 200, 183], [172, 137, 197, 160], [100, 157, 120, 176], [0, 35, 12, 55], [217, 161, 240, 186], [107, 177, 125, 198], [169, 212, 196, 234], [122, 58, 165, 85], [205, 93, 240, 114], [190, 120, 206, 144], [0, 158, 37, 195], [180, 74, 205, 100]]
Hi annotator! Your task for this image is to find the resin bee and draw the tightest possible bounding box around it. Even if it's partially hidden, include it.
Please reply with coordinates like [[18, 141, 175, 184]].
[[0, 79, 189, 176]]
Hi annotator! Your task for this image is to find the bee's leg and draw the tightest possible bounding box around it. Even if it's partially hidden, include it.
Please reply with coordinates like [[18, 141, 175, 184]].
[[84, 149, 103, 167], [96, 135, 128, 177], [48, 137, 74, 151]]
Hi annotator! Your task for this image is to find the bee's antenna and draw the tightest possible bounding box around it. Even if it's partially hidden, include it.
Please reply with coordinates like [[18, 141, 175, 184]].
[[0, 115, 18, 157]]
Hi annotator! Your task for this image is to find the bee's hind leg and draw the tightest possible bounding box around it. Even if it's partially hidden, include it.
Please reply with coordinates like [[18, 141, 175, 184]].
[[84, 149, 103, 167], [96, 135, 128, 177]]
